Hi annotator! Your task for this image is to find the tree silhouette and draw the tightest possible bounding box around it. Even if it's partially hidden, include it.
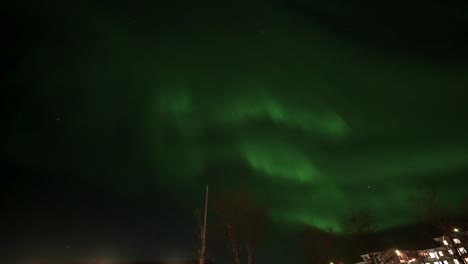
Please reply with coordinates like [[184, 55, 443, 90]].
[[299, 226, 337, 264], [409, 188, 452, 234], [194, 208, 210, 264], [213, 187, 268, 264], [342, 208, 376, 235], [341, 208, 380, 264]]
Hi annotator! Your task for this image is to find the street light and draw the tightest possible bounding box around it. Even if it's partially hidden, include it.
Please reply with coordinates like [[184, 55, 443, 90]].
[[454, 228, 459, 233]]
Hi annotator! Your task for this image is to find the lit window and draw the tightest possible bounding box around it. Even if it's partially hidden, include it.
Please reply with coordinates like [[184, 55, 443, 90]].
[[448, 250, 454, 255], [439, 251, 444, 256], [454, 260, 459, 264], [454, 238, 461, 244], [433, 262, 438, 264], [458, 247, 467, 254], [443, 240, 449, 245], [443, 261, 448, 264], [429, 252, 436, 258]]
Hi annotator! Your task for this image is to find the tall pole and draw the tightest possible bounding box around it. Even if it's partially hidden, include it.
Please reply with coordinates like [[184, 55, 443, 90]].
[[200, 184, 209, 264]]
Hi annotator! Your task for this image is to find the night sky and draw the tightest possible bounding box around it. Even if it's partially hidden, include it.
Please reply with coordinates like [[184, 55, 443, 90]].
[[3, 0, 468, 263]]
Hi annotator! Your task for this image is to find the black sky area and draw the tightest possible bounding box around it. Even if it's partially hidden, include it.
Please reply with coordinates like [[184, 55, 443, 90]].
[[2, 0, 468, 263]]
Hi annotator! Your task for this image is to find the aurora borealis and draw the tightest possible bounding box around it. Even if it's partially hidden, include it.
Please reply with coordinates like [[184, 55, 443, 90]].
[[3, 0, 468, 262]]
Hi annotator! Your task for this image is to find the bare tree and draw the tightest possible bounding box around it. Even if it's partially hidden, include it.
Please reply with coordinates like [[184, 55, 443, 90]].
[[194, 185, 210, 264], [342, 208, 377, 235], [409, 188, 466, 264], [213, 192, 241, 264], [299, 226, 336, 264], [341, 208, 380, 264], [409, 188, 452, 234], [194, 208, 208, 264], [213, 187, 268, 264], [238, 190, 268, 264]]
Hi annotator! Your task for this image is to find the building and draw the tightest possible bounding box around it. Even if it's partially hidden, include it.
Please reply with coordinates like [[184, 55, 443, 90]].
[[359, 249, 420, 264], [417, 246, 461, 264], [358, 229, 468, 264], [431, 230, 468, 264]]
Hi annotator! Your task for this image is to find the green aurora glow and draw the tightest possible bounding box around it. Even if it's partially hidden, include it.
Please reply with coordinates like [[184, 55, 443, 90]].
[[5, 0, 468, 233]]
